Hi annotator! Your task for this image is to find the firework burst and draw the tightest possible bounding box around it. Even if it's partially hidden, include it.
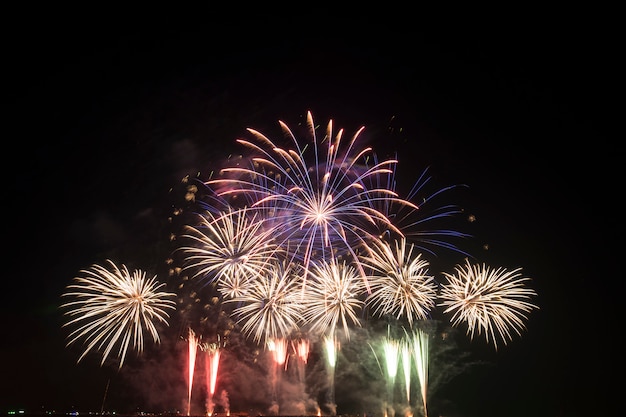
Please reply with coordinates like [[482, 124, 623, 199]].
[[228, 260, 303, 345], [300, 258, 366, 340], [60, 260, 176, 368], [207, 111, 418, 290], [361, 238, 438, 327], [438, 258, 539, 350], [179, 207, 280, 298]]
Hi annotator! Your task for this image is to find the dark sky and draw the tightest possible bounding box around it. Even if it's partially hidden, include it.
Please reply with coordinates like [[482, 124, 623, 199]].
[[3, 10, 620, 417]]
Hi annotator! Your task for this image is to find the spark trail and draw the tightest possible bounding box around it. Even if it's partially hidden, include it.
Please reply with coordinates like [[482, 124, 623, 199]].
[[202, 337, 222, 415], [188, 328, 199, 416]]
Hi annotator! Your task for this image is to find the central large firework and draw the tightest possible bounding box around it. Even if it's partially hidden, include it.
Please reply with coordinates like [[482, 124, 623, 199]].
[[205, 112, 418, 289]]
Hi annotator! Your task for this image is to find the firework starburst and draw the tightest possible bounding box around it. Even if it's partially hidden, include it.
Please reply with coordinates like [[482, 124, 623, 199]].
[[438, 259, 539, 350], [228, 260, 304, 345], [300, 259, 366, 340], [180, 207, 280, 298], [207, 111, 418, 289], [61, 260, 176, 368], [361, 238, 438, 327]]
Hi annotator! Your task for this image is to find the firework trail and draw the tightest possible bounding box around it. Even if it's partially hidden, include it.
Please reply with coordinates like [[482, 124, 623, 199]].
[[382, 333, 400, 417], [207, 111, 418, 291], [410, 328, 429, 417], [187, 328, 199, 416], [323, 335, 339, 415], [370, 325, 431, 417], [292, 337, 310, 384], [267, 337, 289, 407], [60, 260, 176, 369], [179, 208, 280, 298], [201, 336, 222, 415], [400, 340, 411, 404], [361, 238, 438, 327], [268, 337, 289, 367], [365, 156, 472, 258], [438, 259, 539, 350]]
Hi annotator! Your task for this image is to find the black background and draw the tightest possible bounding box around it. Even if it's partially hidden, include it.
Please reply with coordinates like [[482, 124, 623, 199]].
[[3, 8, 620, 417]]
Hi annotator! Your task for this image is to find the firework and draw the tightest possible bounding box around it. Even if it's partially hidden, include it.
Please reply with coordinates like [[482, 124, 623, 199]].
[[292, 337, 310, 384], [201, 336, 222, 415], [438, 259, 539, 350], [187, 328, 199, 416], [179, 207, 280, 298], [300, 259, 366, 340], [410, 328, 429, 417], [367, 157, 472, 256], [207, 111, 418, 289], [323, 334, 340, 412], [60, 260, 176, 369], [361, 238, 438, 327], [381, 333, 400, 416], [267, 337, 290, 407], [293, 337, 310, 364], [382, 336, 400, 382], [267, 337, 289, 366], [400, 339, 411, 403], [61, 111, 541, 415], [228, 261, 303, 345]]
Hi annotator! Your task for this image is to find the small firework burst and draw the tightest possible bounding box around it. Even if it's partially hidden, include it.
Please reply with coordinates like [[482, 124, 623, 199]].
[[438, 259, 539, 350], [361, 238, 438, 327], [60, 260, 176, 368]]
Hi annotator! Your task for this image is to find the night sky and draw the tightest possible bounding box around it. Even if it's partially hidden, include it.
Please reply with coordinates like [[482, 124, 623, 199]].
[[3, 10, 620, 417]]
